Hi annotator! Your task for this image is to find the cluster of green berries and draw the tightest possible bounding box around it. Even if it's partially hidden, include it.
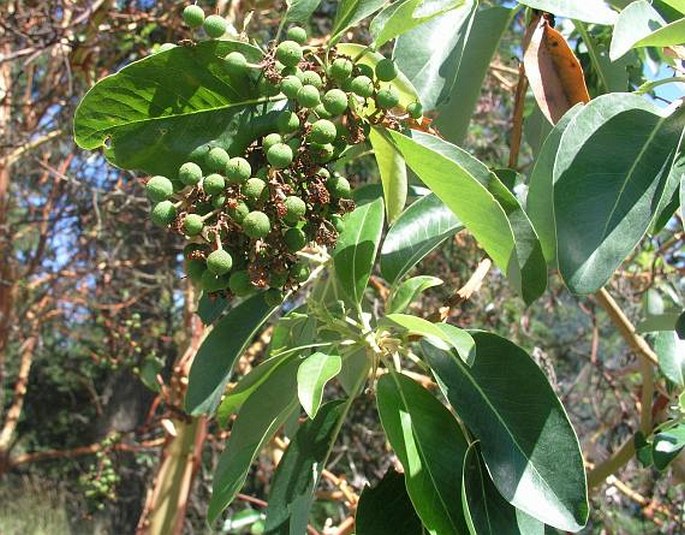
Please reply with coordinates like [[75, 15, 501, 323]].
[[147, 6, 422, 304]]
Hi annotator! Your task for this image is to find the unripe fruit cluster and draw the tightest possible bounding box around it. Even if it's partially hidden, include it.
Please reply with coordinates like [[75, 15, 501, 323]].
[[147, 4, 422, 303]]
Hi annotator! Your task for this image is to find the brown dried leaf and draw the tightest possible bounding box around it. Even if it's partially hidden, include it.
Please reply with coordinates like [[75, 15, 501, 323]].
[[523, 15, 590, 124]]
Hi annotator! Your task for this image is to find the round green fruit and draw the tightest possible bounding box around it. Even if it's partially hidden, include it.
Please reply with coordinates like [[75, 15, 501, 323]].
[[284, 227, 307, 252], [203, 173, 225, 196], [243, 211, 271, 239], [327, 174, 351, 198], [207, 249, 233, 275], [185, 259, 206, 284], [312, 143, 335, 163], [267, 143, 294, 169], [331, 213, 345, 232], [322, 89, 348, 116], [296, 85, 321, 108], [225, 157, 251, 184], [376, 86, 400, 109], [291, 262, 310, 283], [309, 119, 337, 144], [328, 58, 353, 82], [375, 58, 398, 82], [300, 70, 323, 89], [229, 270, 254, 296], [228, 200, 249, 223], [146, 175, 174, 202], [225, 51, 248, 75], [269, 270, 289, 288], [357, 63, 375, 78], [315, 167, 330, 180], [257, 76, 281, 97], [407, 100, 423, 119], [286, 26, 307, 44], [206, 147, 230, 172], [264, 289, 284, 307], [182, 5, 205, 27], [281, 75, 303, 99], [349, 76, 374, 98], [183, 213, 204, 236], [178, 162, 202, 186], [151, 201, 177, 226], [313, 104, 332, 119], [212, 195, 226, 208], [277, 111, 300, 134], [203, 15, 227, 38], [283, 195, 306, 225], [276, 40, 303, 67], [263, 133, 283, 153], [243, 177, 267, 203]]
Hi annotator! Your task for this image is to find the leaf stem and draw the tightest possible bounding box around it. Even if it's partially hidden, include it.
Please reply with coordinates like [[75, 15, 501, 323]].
[[587, 435, 635, 488], [635, 76, 685, 96]]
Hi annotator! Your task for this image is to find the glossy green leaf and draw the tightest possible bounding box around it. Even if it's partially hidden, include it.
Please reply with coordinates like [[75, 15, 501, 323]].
[[285, 0, 322, 23], [609, 1, 669, 60], [462, 444, 544, 535], [208, 358, 300, 523], [553, 94, 685, 294], [637, 312, 681, 333], [389, 129, 547, 304], [356, 468, 425, 535], [331, 0, 388, 43], [421, 332, 589, 531], [435, 6, 513, 143], [376, 373, 469, 535], [333, 195, 385, 305], [652, 423, 685, 470], [297, 352, 342, 419], [370, 127, 408, 224], [526, 105, 583, 264], [197, 293, 230, 325], [516, 0, 617, 25], [388, 275, 443, 314], [338, 346, 371, 396], [186, 294, 275, 416], [384, 313, 475, 364], [393, 0, 476, 111], [73, 41, 265, 177], [381, 193, 463, 286], [661, 0, 685, 14], [269, 308, 318, 356], [264, 400, 347, 533], [371, 0, 465, 48], [654, 331, 685, 387]]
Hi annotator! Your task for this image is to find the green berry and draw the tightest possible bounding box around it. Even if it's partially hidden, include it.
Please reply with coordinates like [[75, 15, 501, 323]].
[[327, 174, 351, 198], [284, 227, 307, 252], [350, 76, 374, 98], [322, 89, 348, 116], [328, 58, 353, 82], [269, 270, 289, 288], [183, 5, 205, 28], [287, 137, 302, 151], [146, 175, 174, 202], [151, 200, 177, 226], [203, 14, 227, 38], [263, 133, 283, 153], [267, 143, 294, 169], [376, 86, 400, 109], [212, 195, 226, 208], [225, 157, 251, 184], [229, 270, 254, 296], [255, 167, 269, 179], [277, 111, 300, 134], [243, 211, 271, 239], [228, 200, 249, 223], [312, 143, 335, 163], [281, 75, 303, 99], [300, 70, 323, 89], [183, 213, 204, 236], [178, 162, 202, 186], [201, 270, 229, 292], [280, 65, 302, 78], [203, 173, 225, 196], [186, 259, 207, 284], [207, 249, 233, 275], [296, 85, 320, 108], [225, 51, 248, 75], [315, 167, 331, 180], [291, 262, 310, 283], [243, 177, 267, 203], [331, 213, 345, 232], [407, 101, 423, 119], [375, 58, 398, 82], [276, 40, 303, 67], [264, 289, 284, 307], [283, 195, 306, 225], [207, 147, 230, 172], [286, 26, 307, 44], [313, 104, 332, 119], [357, 63, 375, 78], [309, 119, 337, 144]]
